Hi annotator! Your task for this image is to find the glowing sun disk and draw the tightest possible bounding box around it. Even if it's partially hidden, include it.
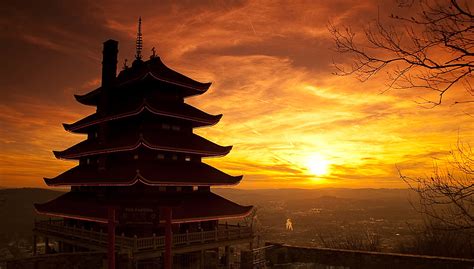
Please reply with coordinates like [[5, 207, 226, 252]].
[[306, 154, 331, 176]]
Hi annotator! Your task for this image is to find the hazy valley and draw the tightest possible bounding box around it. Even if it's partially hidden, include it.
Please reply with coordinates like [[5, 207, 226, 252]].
[[0, 187, 422, 260]]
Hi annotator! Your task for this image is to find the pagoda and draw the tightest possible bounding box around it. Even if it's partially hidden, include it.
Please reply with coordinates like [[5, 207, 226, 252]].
[[33, 19, 254, 269]]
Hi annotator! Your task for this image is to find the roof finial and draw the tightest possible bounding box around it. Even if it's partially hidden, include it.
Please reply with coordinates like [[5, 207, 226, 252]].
[[135, 17, 143, 60], [150, 47, 156, 59]]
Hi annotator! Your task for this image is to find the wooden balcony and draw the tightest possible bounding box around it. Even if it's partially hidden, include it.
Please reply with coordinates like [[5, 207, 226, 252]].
[[34, 220, 253, 256]]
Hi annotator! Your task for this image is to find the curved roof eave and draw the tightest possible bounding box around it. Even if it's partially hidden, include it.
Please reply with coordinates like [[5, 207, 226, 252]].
[[63, 104, 223, 133], [43, 174, 243, 187], [53, 140, 233, 160]]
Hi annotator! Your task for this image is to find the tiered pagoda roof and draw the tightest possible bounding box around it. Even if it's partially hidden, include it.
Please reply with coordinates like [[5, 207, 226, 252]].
[[63, 100, 222, 132], [44, 56, 241, 187], [36, 191, 252, 224], [36, 33, 251, 222], [53, 131, 232, 159], [44, 162, 242, 186], [75, 57, 212, 106]]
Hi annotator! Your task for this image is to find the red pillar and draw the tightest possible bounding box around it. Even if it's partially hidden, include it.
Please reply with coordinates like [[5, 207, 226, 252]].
[[44, 237, 49, 254], [33, 234, 37, 256], [108, 207, 116, 269], [164, 207, 173, 269]]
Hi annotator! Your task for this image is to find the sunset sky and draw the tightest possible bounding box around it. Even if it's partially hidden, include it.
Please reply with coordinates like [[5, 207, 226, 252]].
[[1, 0, 473, 189]]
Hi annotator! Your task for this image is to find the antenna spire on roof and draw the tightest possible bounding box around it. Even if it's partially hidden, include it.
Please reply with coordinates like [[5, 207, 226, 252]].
[[135, 17, 143, 60]]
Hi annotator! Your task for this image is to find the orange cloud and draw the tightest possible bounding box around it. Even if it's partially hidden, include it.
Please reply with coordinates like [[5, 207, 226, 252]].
[[1, 0, 473, 189]]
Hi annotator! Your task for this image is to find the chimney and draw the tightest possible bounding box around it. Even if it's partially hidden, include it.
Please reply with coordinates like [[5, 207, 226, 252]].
[[101, 39, 118, 87]]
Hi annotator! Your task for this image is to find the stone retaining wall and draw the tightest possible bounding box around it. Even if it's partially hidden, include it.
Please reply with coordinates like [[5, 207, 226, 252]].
[[265, 243, 474, 269], [3, 252, 109, 269]]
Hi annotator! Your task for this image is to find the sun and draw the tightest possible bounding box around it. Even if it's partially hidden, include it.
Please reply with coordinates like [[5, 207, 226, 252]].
[[306, 154, 331, 176]]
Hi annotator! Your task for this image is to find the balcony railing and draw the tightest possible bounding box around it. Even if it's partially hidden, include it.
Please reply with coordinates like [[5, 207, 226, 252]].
[[34, 220, 252, 252]]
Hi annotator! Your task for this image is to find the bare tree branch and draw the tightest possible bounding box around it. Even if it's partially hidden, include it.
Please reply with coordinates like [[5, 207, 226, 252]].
[[398, 141, 474, 232], [329, 0, 474, 106]]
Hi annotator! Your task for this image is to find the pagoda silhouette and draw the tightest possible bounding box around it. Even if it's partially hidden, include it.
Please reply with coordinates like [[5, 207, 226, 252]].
[[33, 19, 254, 269]]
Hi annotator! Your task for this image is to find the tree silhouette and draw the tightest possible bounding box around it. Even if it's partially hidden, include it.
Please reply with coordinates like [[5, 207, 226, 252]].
[[329, 0, 473, 107], [400, 141, 473, 231], [329, 0, 474, 235]]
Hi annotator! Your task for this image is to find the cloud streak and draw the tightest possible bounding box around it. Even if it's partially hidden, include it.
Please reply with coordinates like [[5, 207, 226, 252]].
[[1, 0, 473, 188]]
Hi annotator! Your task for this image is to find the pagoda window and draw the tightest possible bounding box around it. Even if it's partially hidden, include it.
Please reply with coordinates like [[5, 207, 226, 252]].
[[156, 153, 165, 160], [166, 186, 177, 192], [198, 186, 210, 192], [176, 186, 182, 192], [161, 123, 170, 130], [86, 158, 90, 165], [185, 155, 191, 162], [98, 157, 106, 170], [133, 154, 139, 160], [159, 186, 166, 192], [171, 125, 181, 131], [172, 154, 178, 161], [182, 186, 193, 192], [192, 186, 199, 191]]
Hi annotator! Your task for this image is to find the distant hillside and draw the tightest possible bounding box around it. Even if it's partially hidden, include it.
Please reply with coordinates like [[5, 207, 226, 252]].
[[214, 188, 412, 205], [0, 187, 413, 236], [0, 188, 64, 236]]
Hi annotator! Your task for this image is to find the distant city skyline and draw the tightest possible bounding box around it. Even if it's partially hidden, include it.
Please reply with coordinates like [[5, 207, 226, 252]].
[[1, 0, 473, 188]]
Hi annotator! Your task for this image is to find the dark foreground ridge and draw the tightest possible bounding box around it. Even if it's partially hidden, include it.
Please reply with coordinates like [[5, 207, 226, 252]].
[[262, 243, 474, 269]]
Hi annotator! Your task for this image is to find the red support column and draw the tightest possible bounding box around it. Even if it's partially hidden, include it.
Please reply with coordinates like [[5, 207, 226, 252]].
[[33, 234, 37, 256], [108, 207, 116, 269], [164, 207, 173, 269], [44, 237, 49, 254]]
